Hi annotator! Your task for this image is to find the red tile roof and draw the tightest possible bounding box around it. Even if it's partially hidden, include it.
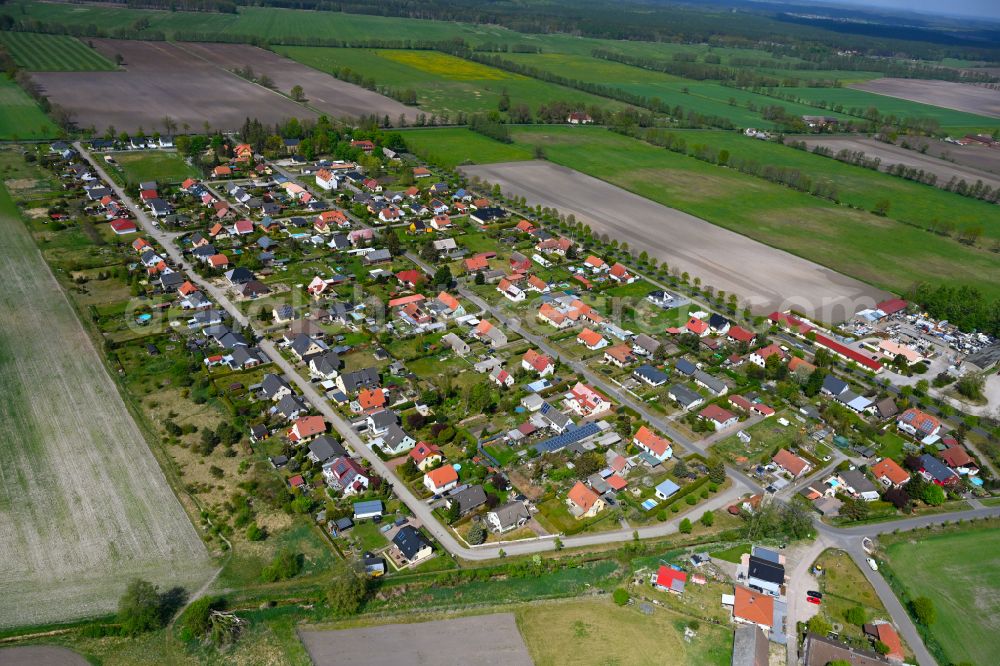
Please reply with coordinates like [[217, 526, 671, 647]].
[[872, 458, 910, 486], [567, 481, 600, 512], [699, 404, 736, 424], [773, 448, 809, 476], [426, 464, 458, 489], [733, 586, 773, 627], [633, 426, 671, 457]]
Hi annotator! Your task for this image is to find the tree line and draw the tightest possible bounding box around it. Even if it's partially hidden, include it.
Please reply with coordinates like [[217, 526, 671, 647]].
[[907, 283, 1000, 337]]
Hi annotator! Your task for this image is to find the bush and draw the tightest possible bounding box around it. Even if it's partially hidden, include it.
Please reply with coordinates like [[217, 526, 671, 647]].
[[844, 605, 867, 626], [260, 550, 302, 583], [613, 588, 629, 606], [656, 510, 667, 522], [700, 511, 714, 527], [679, 518, 693, 534], [182, 596, 224, 638], [467, 522, 486, 545], [117, 579, 171, 636], [911, 596, 936, 625], [327, 562, 368, 616], [685, 495, 697, 505], [245, 523, 265, 541]]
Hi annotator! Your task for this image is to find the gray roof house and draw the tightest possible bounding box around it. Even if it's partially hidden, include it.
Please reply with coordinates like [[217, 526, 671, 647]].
[[274, 394, 308, 420], [308, 435, 346, 463], [367, 409, 398, 435], [309, 351, 342, 380], [337, 367, 381, 394], [668, 384, 704, 410], [261, 373, 293, 401], [693, 370, 727, 396], [377, 424, 416, 455], [634, 364, 669, 387], [486, 501, 530, 534], [447, 485, 488, 516], [674, 358, 697, 376], [632, 333, 661, 357], [821, 375, 849, 396]]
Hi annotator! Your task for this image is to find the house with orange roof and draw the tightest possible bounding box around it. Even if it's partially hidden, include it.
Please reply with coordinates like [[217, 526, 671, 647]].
[[208, 222, 226, 238], [538, 303, 572, 329], [863, 623, 904, 662], [463, 255, 490, 273], [424, 464, 459, 494], [412, 166, 431, 179], [609, 263, 636, 283], [315, 168, 337, 191], [897, 407, 941, 440], [357, 388, 387, 413], [289, 415, 326, 443], [871, 458, 910, 488], [208, 254, 229, 268], [472, 319, 508, 348], [750, 343, 787, 368], [577, 327, 608, 351], [409, 442, 443, 471], [132, 237, 151, 253], [522, 349, 555, 377], [788, 356, 816, 375], [177, 281, 198, 297], [773, 448, 811, 477], [727, 325, 756, 345], [732, 586, 775, 634], [497, 277, 526, 302], [435, 291, 464, 317], [525, 274, 550, 293], [633, 426, 672, 462], [431, 213, 451, 230], [685, 316, 710, 337], [583, 255, 607, 272], [566, 481, 606, 519], [515, 219, 535, 233], [212, 165, 232, 178], [603, 344, 635, 368]]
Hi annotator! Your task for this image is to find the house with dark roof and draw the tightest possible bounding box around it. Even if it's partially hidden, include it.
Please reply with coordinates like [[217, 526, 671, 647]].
[[918, 453, 959, 486], [668, 384, 704, 411], [633, 364, 668, 387], [486, 501, 530, 534], [447, 485, 488, 516], [746, 555, 784, 596], [392, 525, 432, 565], [308, 435, 346, 464], [821, 375, 849, 397]]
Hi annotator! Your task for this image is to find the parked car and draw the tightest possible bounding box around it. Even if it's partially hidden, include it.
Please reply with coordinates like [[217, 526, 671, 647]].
[[866, 557, 878, 571], [807, 590, 823, 599], [807, 596, 821, 605]]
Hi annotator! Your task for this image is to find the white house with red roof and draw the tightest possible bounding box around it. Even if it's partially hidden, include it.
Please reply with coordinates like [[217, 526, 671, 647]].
[[727, 325, 756, 346], [633, 426, 673, 462], [289, 415, 326, 444], [685, 316, 710, 337], [409, 442, 443, 471], [698, 404, 738, 431], [424, 464, 459, 494], [522, 349, 554, 377], [577, 327, 608, 351], [564, 382, 611, 417], [609, 263, 636, 283], [489, 366, 514, 388], [749, 343, 787, 368], [583, 255, 607, 272]]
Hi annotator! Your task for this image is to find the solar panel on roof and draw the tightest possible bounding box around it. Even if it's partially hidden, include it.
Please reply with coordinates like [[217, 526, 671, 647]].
[[533, 423, 600, 454]]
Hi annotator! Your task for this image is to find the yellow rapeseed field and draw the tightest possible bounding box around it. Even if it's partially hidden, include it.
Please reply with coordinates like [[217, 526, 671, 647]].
[[378, 50, 513, 80]]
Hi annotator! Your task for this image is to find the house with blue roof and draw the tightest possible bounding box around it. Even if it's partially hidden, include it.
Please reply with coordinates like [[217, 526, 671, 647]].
[[654, 479, 680, 500]]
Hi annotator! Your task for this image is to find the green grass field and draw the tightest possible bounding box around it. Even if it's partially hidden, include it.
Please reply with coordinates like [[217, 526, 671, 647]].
[[677, 130, 1000, 241], [401, 127, 533, 168], [883, 527, 1000, 665], [0, 76, 59, 140], [516, 597, 733, 666], [275, 47, 623, 117], [498, 126, 1000, 299], [775, 85, 1000, 130], [503, 53, 854, 128], [115, 151, 199, 185], [0, 32, 116, 71]]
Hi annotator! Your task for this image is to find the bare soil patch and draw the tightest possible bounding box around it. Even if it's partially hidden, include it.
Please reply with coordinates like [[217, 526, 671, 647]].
[[852, 78, 1000, 118], [461, 160, 887, 319], [790, 135, 1000, 191], [32, 39, 318, 134], [177, 42, 417, 123], [299, 613, 533, 666], [0, 199, 212, 628]]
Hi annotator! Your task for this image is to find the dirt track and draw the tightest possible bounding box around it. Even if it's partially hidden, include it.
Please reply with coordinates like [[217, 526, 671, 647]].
[[462, 161, 888, 319], [298, 613, 533, 666], [32, 39, 414, 134], [852, 78, 1000, 119], [790, 135, 1000, 191]]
